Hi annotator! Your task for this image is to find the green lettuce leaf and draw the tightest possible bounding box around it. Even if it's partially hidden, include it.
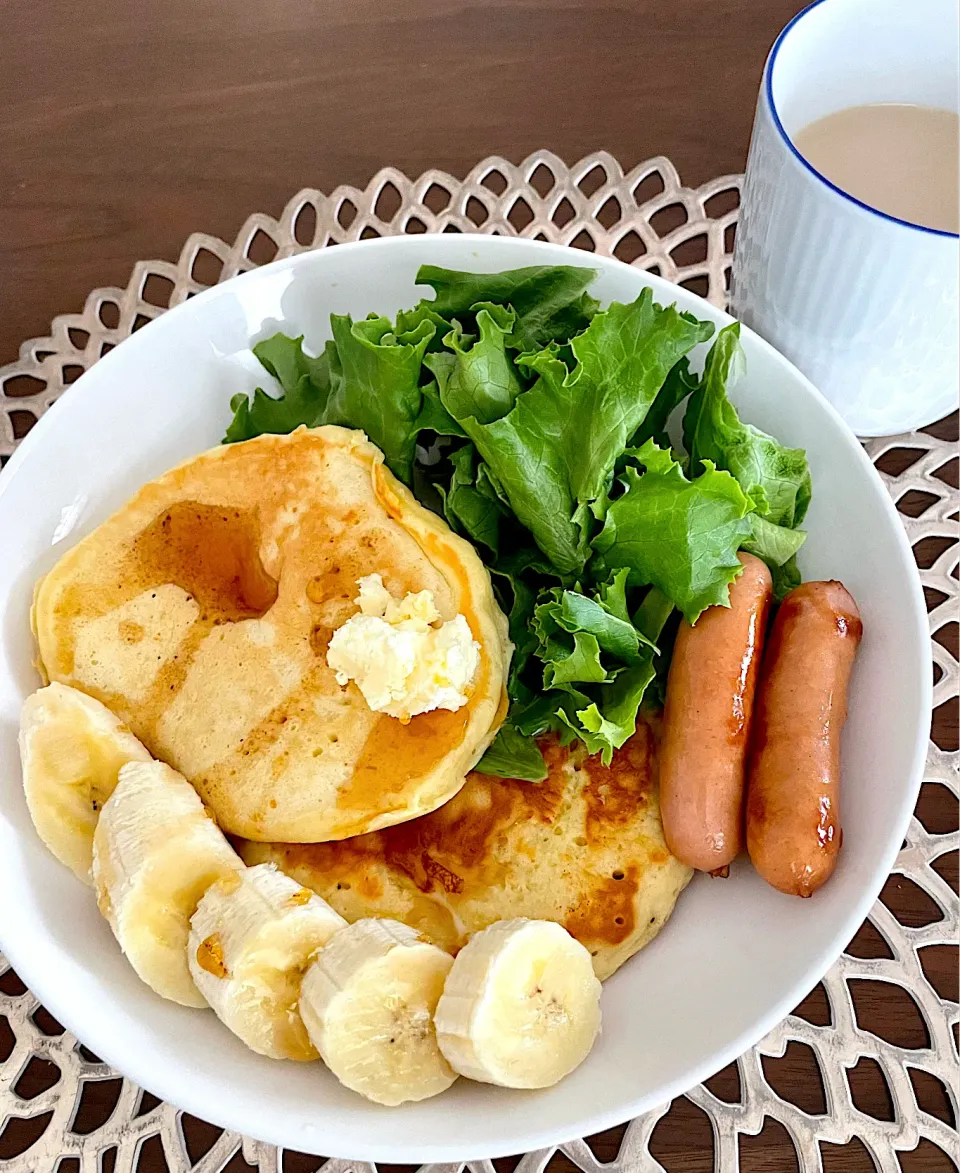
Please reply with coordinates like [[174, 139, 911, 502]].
[[475, 725, 548, 782], [512, 572, 665, 761], [633, 585, 675, 642], [322, 313, 435, 483], [591, 439, 755, 622], [771, 553, 802, 600], [433, 306, 524, 424], [432, 317, 588, 574], [226, 318, 439, 484], [537, 586, 653, 663], [395, 303, 456, 354], [504, 576, 539, 701], [565, 661, 658, 762], [435, 291, 713, 574], [630, 355, 702, 450], [542, 631, 612, 688], [254, 332, 332, 396], [516, 290, 715, 505], [494, 544, 559, 582], [530, 592, 570, 665], [489, 547, 553, 702], [224, 334, 334, 442], [742, 515, 807, 567], [598, 566, 632, 623], [683, 323, 812, 529], [479, 585, 675, 772], [440, 445, 504, 554], [509, 691, 568, 738], [416, 263, 599, 351], [556, 588, 673, 764], [415, 379, 467, 437], [512, 686, 595, 745]]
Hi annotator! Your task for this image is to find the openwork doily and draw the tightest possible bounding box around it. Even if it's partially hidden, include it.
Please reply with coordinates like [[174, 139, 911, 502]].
[[1, 151, 957, 1172]]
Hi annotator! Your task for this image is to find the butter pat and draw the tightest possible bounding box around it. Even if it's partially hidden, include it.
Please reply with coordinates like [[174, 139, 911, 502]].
[[326, 575, 480, 720]]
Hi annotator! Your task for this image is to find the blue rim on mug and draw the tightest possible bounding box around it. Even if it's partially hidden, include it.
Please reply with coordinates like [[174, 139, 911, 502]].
[[766, 0, 960, 241]]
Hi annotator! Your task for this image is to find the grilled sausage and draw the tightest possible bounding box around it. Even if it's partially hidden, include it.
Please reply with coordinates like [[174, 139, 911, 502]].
[[660, 553, 773, 873], [746, 580, 862, 897]]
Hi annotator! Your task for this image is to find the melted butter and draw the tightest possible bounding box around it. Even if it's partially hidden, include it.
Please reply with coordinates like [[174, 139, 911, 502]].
[[133, 501, 278, 624]]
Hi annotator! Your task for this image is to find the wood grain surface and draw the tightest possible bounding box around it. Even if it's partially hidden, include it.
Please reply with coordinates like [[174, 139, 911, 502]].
[[0, 2, 956, 1170]]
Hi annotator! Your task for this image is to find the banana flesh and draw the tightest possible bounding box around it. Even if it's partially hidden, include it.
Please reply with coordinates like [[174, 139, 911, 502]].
[[435, 917, 602, 1088], [92, 760, 243, 1007], [22, 691, 606, 1096], [19, 683, 152, 883], [188, 863, 345, 1059], [299, 918, 456, 1106]]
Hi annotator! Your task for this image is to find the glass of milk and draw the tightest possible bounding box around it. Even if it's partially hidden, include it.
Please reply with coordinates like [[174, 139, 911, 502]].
[[730, 0, 959, 436]]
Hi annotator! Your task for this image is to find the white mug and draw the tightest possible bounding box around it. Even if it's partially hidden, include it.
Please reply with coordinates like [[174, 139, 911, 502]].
[[730, 0, 959, 437]]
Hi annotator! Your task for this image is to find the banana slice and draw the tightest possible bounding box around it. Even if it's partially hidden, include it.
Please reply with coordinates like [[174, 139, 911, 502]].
[[188, 863, 345, 1060], [92, 760, 242, 1007], [19, 683, 152, 883], [434, 918, 602, 1089], [299, 918, 456, 1106]]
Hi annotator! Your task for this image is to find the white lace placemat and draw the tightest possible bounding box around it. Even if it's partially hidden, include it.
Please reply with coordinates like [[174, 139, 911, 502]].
[[1, 151, 957, 1172]]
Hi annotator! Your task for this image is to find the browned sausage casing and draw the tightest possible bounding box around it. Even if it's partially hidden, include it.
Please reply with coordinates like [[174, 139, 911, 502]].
[[660, 553, 773, 872], [746, 580, 863, 897]]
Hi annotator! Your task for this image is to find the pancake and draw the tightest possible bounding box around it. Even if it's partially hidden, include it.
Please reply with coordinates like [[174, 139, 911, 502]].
[[32, 426, 510, 842], [239, 723, 693, 980]]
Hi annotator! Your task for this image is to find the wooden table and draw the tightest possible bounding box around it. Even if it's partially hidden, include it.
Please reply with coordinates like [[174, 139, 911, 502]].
[[0, 2, 956, 1170]]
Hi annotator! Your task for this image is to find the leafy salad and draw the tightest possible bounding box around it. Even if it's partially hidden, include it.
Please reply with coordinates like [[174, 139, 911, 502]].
[[225, 265, 811, 783]]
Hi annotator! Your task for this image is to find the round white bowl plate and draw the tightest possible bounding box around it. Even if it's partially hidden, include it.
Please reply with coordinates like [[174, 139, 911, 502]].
[[0, 235, 930, 1162]]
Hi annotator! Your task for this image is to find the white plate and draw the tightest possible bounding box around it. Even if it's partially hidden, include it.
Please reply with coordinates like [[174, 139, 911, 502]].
[[0, 234, 930, 1162]]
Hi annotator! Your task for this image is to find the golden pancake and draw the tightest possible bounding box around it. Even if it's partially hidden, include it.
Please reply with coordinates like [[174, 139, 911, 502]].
[[33, 426, 510, 842], [239, 724, 692, 980]]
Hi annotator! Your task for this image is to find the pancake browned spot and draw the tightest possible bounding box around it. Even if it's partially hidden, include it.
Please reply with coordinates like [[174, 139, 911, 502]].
[[564, 864, 639, 947], [240, 725, 692, 980], [118, 621, 144, 645], [582, 721, 655, 846]]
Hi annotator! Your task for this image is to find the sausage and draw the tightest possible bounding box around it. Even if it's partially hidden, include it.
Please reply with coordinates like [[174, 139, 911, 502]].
[[659, 552, 773, 873], [746, 580, 862, 897]]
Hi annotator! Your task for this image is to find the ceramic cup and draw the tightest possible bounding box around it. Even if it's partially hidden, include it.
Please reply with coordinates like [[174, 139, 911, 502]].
[[730, 0, 960, 436]]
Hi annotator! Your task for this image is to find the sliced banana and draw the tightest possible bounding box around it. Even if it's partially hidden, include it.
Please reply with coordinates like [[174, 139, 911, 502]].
[[299, 918, 456, 1106], [19, 683, 152, 884], [435, 918, 602, 1089], [92, 760, 242, 1007], [188, 863, 345, 1060]]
